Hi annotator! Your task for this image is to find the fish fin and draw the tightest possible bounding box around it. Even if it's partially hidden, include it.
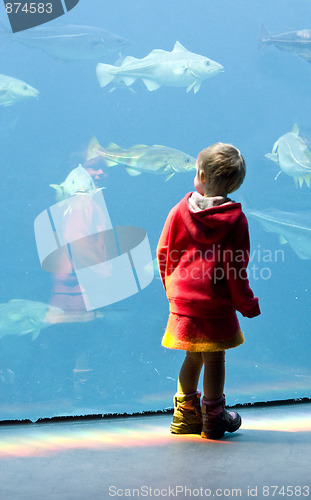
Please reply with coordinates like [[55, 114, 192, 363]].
[[258, 24, 270, 51], [122, 76, 136, 86], [96, 63, 115, 88], [18, 328, 34, 336], [274, 171, 282, 181], [304, 174, 311, 187], [122, 55, 138, 65], [31, 329, 41, 341], [49, 184, 63, 194], [292, 123, 299, 136], [105, 159, 119, 167], [193, 81, 201, 93], [186, 81, 196, 92], [125, 168, 141, 176], [173, 41, 188, 52], [271, 141, 279, 154], [298, 175, 304, 188], [0, 98, 14, 106], [294, 177, 299, 188], [165, 173, 175, 181], [279, 235, 288, 245], [142, 79, 160, 91], [106, 142, 124, 151], [87, 136, 102, 161], [147, 48, 167, 57], [130, 144, 149, 149], [265, 152, 278, 163]]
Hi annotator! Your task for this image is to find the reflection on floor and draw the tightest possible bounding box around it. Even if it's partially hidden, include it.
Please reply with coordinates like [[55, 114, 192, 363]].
[[0, 403, 310, 500]]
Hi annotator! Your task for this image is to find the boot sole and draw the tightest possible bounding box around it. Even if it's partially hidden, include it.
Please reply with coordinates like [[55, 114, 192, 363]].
[[201, 415, 242, 440], [170, 423, 202, 435]]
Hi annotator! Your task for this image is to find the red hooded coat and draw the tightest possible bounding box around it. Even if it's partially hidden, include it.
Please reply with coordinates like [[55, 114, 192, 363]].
[[157, 192, 260, 351]]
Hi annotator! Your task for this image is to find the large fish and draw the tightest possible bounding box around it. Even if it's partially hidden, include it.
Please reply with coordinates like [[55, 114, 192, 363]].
[[0, 74, 39, 106], [87, 137, 196, 181], [248, 208, 311, 259], [96, 41, 223, 93], [0, 299, 105, 340], [0, 299, 64, 340], [265, 124, 311, 188], [50, 164, 99, 200], [0, 23, 130, 61], [260, 25, 311, 63]]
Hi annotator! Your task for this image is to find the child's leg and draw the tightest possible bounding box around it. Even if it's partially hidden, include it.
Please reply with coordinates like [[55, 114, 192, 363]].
[[177, 351, 203, 395], [201, 350, 241, 439], [170, 351, 203, 434], [201, 351, 225, 400]]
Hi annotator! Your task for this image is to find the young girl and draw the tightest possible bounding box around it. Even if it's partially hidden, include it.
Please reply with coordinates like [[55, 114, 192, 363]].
[[157, 143, 260, 439]]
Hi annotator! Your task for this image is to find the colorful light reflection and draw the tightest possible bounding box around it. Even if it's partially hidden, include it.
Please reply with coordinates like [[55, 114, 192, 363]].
[[0, 406, 310, 459]]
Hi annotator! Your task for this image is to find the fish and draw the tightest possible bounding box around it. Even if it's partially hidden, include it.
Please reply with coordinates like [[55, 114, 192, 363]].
[[260, 25, 311, 63], [87, 137, 196, 181], [0, 23, 130, 61], [0, 299, 65, 340], [50, 164, 99, 200], [0, 74, 39, 106], [96, 41, 224, 93], [247, 208, 311, 259], [265, 124, 311, 188], [0, 299, 107, 340]]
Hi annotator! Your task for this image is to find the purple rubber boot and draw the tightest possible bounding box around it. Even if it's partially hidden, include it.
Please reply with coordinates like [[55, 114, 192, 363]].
[[201, 395, 241, 439]]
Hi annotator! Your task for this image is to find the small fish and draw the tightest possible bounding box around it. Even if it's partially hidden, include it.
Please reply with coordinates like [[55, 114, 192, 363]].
[[0, 299, 64, 340], [87, 137, 196, 181], [265, 124, 311, 188], [50, 164, 99, 200], [260, 25, 311, 63], [96, 41, 223, 93], [0, 23, 130, 61], [0, 74, 39, 106], [248, 208, 311, 259]]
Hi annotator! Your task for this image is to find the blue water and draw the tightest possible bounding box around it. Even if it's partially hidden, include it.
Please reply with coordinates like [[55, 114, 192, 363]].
[[0, 0, 311, 421]]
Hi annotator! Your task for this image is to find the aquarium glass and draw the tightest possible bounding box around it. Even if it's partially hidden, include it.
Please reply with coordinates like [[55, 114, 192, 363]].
[[0, 0, 310, 422]]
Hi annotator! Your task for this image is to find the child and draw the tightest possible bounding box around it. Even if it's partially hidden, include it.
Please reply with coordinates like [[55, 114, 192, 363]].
[[157, 143, 260, 440]]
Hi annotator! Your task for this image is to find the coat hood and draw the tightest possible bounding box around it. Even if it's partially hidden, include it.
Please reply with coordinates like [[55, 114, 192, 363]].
[[179, 192, 243, 244]]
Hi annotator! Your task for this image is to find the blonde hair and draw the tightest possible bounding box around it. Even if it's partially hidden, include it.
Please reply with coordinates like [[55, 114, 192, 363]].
[[197, 142, 246, 194]]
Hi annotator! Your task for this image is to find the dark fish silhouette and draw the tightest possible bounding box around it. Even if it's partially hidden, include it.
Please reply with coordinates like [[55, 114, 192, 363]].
[[260, 25, 311, 63], [248, 208, 311, 260], [0, 23, 130, 61]]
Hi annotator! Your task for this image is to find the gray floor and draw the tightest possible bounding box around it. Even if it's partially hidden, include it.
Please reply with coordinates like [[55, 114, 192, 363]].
[[0, 403, 310, 500]]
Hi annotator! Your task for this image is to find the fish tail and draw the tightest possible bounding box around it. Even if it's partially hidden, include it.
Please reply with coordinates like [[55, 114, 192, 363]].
[[96, 63, 116, 87], [258, 23, 270, 51], [86, 137, 118, 167], [87, 136, 102, 161]]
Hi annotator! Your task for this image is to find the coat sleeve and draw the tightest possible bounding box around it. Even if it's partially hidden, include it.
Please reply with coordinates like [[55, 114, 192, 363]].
[[222, 214, 261, 318], [156, 209, 175, 290]]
